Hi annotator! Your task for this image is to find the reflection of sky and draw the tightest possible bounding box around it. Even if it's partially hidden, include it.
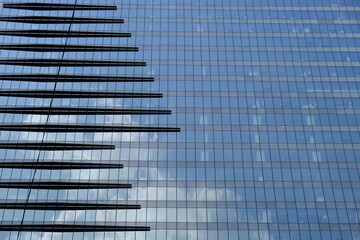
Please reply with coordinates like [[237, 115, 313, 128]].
[[1, 0, 360, 240], [0, 2, 175, 239]]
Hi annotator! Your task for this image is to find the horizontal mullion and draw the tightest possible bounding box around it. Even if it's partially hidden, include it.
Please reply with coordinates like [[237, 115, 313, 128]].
[[0, 44, 139, 52], [0, 74, 154, 82], [0, 90, 162, 98], [0, 142, 115, 151], [0, 181, 132, 189], [0, 107, 171, 115], [3, 3, 117, 11], [0, 30, 131, 38], [0, 16, 124, 24], [0, 161, 123, 169], [0, 124, 180, 132], [0, 202, 139, 210], [0, 224, 150, 232], [0, 59, 146, 67]]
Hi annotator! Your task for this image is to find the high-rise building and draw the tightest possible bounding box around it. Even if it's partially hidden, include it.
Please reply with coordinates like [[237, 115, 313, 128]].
[[0, 0, 360, 240]]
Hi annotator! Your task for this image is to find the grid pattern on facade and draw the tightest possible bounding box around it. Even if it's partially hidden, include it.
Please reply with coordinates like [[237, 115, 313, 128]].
[[0, 0, 179, 238], [0, 0, 359, 239]]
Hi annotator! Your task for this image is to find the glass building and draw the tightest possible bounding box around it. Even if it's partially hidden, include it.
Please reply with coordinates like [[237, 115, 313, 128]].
[[0, 0, 360, 239]]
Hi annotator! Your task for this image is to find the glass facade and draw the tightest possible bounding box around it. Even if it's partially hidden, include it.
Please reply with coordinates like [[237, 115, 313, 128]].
[[0, 0, 360, 239]]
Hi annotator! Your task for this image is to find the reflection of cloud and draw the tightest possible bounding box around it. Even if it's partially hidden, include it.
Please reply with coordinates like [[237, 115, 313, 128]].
[[1, 98, 240, 240], [23, 229, 271, 240], [6, 166, 241, 240], [11, 98, 159, 143], [15, 232, 42, 240]]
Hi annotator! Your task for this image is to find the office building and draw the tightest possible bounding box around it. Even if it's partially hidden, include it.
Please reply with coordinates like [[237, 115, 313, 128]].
[[0, 0, 359, 240]]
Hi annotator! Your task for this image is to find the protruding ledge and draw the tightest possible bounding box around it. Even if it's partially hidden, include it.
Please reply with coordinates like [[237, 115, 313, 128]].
[[0, 224, 150, 232], [0, 74, 154, 82], [0, 59, 146, 67], [0, 142, 115, 151], [0, 181, 132, 189], [0, 202, 140, 210], [0, 16, 124, 24], [0, 44, 139, 52], [0, 124, 180, 132], [0, 30, 131, 38], [0, 161, 123, 169], [0, 90, 162, 98], [3, 3, 117, 11], [0, 107, 171, 115]]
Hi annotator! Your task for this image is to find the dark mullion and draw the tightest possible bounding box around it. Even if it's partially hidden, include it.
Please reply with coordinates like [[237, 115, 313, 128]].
[[0, 202, 140, 210], [0, 90, 162, 98], [0, 107, 171, 115], [0, 44, 139, 52], [3, 3, 117, 11], [0, 224, 150, 232], [0, 124, 181, 132], [0, 16, 125, 24], [0, 30, 131, 38], [0, 161, 123, 169], [0, 74, 154, 82], [0, 181, 132, 189], [0, 59, 146, 67], [0, 142, 115, 151]]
